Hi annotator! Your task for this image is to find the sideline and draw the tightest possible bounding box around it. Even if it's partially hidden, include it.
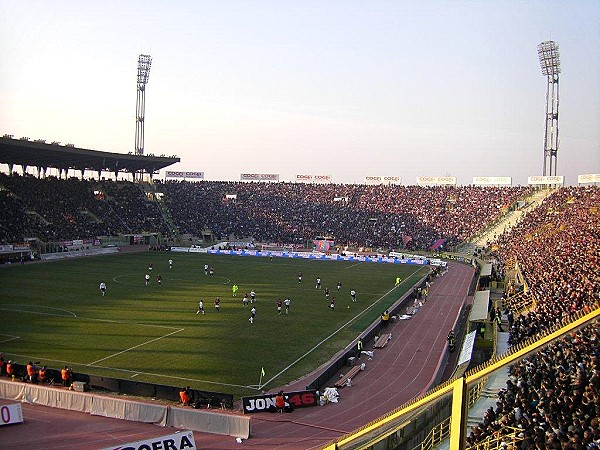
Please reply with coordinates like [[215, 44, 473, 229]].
[[260, 271, 421, 389]]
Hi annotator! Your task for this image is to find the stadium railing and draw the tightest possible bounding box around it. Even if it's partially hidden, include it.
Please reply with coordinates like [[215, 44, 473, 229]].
[[320, 306, 600, 450]]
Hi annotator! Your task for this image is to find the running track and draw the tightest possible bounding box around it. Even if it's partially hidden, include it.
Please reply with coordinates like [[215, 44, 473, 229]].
[[0, 261, 474, 450]]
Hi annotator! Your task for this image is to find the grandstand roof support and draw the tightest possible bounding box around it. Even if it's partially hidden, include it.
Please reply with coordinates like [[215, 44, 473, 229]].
[[537, 41, 561, 176]]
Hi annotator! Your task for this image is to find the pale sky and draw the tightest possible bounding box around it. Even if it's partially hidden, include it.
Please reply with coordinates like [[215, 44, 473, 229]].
[[1, 0, 599, 185]]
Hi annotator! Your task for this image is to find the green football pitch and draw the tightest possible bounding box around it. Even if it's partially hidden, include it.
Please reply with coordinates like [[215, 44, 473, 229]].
[[0, 251, 428, 398]]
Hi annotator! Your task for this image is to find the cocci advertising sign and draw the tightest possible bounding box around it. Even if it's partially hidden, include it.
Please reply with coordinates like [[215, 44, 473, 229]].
[[165, 171, 204, 179], [527, 175, 564, 186], [416, 176, 457, 186], [364, 175, 401, 185], [578, 173, 600, 184], [295, 174, 332, 184], [100, 430, 196, 450], [472, 176, 512, 186], [240, 173, 279, 182]]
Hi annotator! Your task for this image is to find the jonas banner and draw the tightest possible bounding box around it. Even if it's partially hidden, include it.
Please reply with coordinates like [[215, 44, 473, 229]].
[[242, 390, 319, 414]]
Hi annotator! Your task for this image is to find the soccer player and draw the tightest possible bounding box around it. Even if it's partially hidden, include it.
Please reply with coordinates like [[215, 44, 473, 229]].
[[337, 281, 342, 291], [395, 276, 401, 286], [168, 259, 173, 269], [324, 287, 330, 299], [148, 263, 154, 272], [215, 297, 221, 312], [157, 275, 162, 286], [249, 306, 256, 324], [99, 282, 107, 296], [209, 266, 214, 276], [350, 289, 357, 302], [242, 293, 249, 306], [284, 297, 291, 314], [196, 300, 205, 315], [250, 290, 256, 303], [297, 272, 303, 283], [144, 274, 150, 286], [329, 297, 336, 310], [204, 264, 209, 275], [315, 277, 321, 289], [276, 299, 283, 315], [232, 284, 239, 297]]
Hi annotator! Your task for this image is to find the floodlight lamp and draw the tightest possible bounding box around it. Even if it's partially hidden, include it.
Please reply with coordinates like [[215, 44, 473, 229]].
[[537, 41, 561, 77], [137, 54, 152, 86]]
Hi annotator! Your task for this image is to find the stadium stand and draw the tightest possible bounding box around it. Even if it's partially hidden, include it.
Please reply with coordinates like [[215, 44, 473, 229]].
[[1, 168, 599, 449], [464, 186, 600, 449], [155, 180, 530, 251]]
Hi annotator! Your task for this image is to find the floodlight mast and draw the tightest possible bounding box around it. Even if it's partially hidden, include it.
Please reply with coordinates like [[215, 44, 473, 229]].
[[537, 41, 560, 176], [135, 54, 152, 157]]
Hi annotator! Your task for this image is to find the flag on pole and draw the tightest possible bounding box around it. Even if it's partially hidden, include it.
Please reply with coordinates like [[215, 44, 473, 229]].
[[261, 367, 265, 377]]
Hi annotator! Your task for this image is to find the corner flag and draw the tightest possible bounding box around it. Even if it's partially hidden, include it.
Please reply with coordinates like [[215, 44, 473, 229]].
[[261, 367, 265, 377]]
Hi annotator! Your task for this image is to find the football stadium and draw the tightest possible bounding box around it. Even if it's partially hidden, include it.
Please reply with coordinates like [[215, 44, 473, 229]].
[[1, 4, 599, 449], [0, 133, 598, 449]]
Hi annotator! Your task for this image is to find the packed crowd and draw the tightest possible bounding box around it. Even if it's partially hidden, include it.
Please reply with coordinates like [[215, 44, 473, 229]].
[[0, 173, 168, 242], [468, 186, 600, 449], [156, 180, 529, 250], [1, 174, 528, 251]]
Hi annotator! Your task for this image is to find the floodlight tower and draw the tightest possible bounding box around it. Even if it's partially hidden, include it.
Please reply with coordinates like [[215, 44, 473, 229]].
[[135, 54, 152, 156], [537, 41, 561, 176]]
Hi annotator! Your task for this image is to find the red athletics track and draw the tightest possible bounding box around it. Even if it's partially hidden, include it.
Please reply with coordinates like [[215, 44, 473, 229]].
[[0, 261, 474, 450]]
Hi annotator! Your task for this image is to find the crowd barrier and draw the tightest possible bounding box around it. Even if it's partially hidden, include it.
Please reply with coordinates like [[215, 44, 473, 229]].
[[0, 379, 250, 439]]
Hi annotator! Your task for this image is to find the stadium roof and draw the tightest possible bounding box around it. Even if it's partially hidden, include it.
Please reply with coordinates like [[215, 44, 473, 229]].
[[0, 136, 180, 176]]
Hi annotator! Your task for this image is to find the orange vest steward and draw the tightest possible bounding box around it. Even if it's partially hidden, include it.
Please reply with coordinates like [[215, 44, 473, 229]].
[[27, 364, 36, 377], [275, 394, 285, 409], [6, 363, 14, 375], [61, 368, 69, 381], [38, 369, 47, 382], [179, 390, 191, 404]]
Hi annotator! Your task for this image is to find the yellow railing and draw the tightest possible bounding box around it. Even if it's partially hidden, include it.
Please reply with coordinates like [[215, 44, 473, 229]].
[[322, 307, 600, 450], [465, 426, 524, 450], [411, 416, 451, 450]]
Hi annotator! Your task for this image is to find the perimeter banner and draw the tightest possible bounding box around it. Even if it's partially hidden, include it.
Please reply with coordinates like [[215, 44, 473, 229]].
[[527, 175, 564, 186], [364, 175, 401, 185], [416, 176, 457, 186], [242, 390, 319, 414], [472, 176, 512, 186], [240, 173, 279, 182], [578, 173, 600, 184], [165, 171, 204, 179], [99, 430, 196, 450], [0, 403, 23, 426], [295, 174, 332, 184]]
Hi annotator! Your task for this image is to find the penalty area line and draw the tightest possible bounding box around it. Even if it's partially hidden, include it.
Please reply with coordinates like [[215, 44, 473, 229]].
[[87, 328, 185, 365]]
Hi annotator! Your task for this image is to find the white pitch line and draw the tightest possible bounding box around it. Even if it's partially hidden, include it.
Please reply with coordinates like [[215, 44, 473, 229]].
[[345, 262, 363, 270], [0, 308, 75, 318], [260, 267, 427, 388], [0, 335, 20, 344], [81, 316, 183, 330], [260, 284, 399, 388], [87, 328, 185, 365]]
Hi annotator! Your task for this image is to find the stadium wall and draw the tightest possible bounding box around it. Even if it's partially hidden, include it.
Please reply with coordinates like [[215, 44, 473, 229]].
[[0, 378, 250, 438]]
